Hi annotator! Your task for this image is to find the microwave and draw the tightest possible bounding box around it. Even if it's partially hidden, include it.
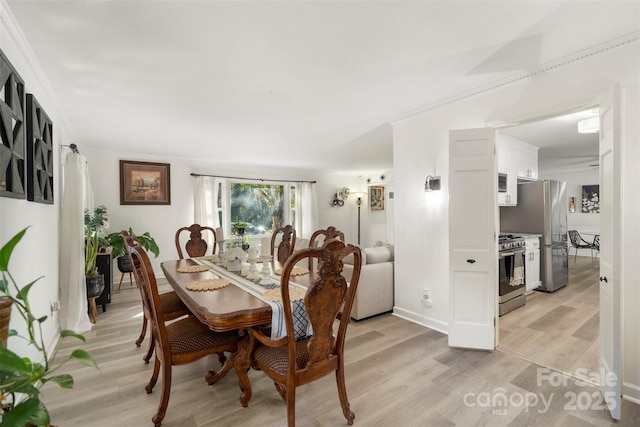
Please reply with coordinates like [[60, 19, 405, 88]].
[[498, 173, 507, 193]]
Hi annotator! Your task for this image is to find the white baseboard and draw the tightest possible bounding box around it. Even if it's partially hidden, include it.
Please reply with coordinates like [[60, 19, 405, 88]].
[[623, 381, 640, 404], [392, 306, 448, 335]]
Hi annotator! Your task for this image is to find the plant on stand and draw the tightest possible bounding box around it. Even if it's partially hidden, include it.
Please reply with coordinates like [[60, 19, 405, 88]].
[[84, 225, 105, 301], [84, 207, 109, 302], [0, 228, 98, 426], [106, 228, 159, 288]]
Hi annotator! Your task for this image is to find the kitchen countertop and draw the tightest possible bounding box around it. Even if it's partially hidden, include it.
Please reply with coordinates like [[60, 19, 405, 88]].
[[502, 232, 542, 239]]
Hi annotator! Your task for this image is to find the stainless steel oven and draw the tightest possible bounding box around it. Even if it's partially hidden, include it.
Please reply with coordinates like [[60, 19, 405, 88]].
[[498, 234, 526, 316]]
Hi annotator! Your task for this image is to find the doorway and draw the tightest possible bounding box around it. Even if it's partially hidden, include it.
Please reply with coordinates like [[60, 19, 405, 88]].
[[496, 108, 601, 383]]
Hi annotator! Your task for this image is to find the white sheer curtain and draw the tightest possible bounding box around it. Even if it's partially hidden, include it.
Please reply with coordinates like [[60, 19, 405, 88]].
[[193, 175, 222, 246], [295, 182, 318, 239], [59, 152, 93, 333]]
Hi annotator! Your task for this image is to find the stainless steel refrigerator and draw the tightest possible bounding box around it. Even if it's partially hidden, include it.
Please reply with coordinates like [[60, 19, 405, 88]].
[[499, 180, 568, 292]]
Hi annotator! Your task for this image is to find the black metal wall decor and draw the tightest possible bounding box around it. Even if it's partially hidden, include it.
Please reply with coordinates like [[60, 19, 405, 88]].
[[0, 49, 26, 199], [26, 94, 54, 203]]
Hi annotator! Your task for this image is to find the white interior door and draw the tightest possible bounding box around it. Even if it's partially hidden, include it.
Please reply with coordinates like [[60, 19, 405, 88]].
[[598, 86, 621, 419], [448, 128, 498, 350]]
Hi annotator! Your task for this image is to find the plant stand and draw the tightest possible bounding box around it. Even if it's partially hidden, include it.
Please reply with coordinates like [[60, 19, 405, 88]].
[[88, 297, 98, 324], [117, 256, 134, 291]]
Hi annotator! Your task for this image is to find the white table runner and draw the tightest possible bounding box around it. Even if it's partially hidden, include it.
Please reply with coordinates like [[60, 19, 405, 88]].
[[195, 259, 311, 340]]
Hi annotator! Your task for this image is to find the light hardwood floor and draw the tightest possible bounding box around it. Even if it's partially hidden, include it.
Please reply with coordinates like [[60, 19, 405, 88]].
[[41, 272, 639, 426], [498, 255, 600, 382]]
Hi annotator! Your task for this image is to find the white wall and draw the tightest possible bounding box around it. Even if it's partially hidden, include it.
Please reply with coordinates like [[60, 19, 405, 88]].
[[85, 150, 364, 277], [0, 3, 76, 359], [392, 45, 640, 399]]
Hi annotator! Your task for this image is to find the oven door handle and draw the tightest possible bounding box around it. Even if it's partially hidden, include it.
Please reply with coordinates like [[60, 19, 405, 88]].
[[499, 248, 525, 258]]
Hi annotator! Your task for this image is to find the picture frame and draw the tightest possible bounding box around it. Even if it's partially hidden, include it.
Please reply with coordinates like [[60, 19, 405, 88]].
[[0, 49, 26, 200], [581, 184, 599, 213], [369, 186, 384, 211], [120, 160, 171, 205], [26, 94, 54, 204]]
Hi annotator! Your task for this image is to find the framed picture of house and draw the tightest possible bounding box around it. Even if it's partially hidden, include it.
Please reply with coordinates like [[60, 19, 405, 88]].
[[120, 160, 171, 205], [581, 184, 599, 213], [369, 186, 384, 211]]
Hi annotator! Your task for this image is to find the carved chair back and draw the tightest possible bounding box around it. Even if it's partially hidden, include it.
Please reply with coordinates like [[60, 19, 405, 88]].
[[175, 224, 217, 259], [308, 226, 345, 270], [270, 224, 297, 264], [238, 238, 362, 426]]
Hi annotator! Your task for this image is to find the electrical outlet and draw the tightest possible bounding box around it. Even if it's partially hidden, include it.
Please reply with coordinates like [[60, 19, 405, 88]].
[[422, 289, 432, 307], [50, 300, 60, 315]]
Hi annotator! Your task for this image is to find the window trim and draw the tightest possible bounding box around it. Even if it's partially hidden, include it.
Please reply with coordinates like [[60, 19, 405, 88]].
[[220, 179, 297, 239]]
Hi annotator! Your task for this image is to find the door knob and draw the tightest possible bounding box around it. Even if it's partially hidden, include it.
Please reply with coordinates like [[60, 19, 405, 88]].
[[466, 259, 476, 264], [599, 276, 608, 283]]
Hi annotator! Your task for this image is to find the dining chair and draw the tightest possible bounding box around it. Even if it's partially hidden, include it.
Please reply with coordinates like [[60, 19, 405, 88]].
[[124, 235, 240, 427], [270, 224, 297, 264], [592, 234, 600, 266], [236, 238, 363, 427], [175, 224, 217, 259], [568, 230, 596, 263], [308, 226, 345, 271], [122, 231, 191, 364]]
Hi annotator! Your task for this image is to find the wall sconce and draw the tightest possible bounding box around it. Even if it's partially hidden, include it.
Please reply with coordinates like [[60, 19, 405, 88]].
[[331, 187, 350, 207], [354, 192, 366, 245], [425, 175, 441, 192]]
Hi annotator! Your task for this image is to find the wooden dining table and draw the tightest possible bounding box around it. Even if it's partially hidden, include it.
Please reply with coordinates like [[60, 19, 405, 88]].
[[161, 258, 316, 332], [161, 256, 350, 408], [161, 258, 274, 332]]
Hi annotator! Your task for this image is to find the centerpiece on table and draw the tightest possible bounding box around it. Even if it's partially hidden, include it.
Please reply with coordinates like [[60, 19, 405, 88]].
[[223, 247, 247, 272]]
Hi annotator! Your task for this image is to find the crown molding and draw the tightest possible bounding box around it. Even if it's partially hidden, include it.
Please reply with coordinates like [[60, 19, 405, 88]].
[[0, 0, 78, 144], [393, 31, 640, 124]]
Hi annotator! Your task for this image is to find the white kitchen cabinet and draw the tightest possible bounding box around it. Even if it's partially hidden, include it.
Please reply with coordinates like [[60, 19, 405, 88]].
[[523, 235, 541, 292], [497, 136, 539, 206], [515, 143, 539, 180], [497, 140, 518, 206]]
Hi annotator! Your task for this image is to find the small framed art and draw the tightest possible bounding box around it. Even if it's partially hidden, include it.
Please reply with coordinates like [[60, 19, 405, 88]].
[[369, 186, 384, 211], [120, 160, 171, 205]]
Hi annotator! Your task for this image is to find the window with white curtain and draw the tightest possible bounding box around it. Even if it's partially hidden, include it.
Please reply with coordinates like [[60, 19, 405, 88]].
[[194, 175, 317, 240], [223, 181, 297, 236]]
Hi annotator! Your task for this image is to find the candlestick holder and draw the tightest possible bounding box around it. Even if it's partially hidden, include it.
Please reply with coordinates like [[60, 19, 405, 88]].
[[259, 255, 271, 275], [248, 257, 258, 275]]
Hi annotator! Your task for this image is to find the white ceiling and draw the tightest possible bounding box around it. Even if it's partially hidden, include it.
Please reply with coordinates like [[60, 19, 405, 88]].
[[500, 108, 601, 174], [6, 1, 640, 174]]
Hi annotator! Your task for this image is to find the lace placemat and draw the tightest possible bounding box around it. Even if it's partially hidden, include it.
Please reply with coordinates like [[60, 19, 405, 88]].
[[186, 278, 230, 291], [177, 264, 210, 273], [274, 267, 309, 276], [263, 286, 306, 302]]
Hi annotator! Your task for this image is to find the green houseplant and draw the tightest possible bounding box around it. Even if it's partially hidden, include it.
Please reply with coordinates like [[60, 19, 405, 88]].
[[0, 227, 98, 426], [106, 228, 159, 259], [84, 207, 109, 299], [232, 221, 247, 236], [106, 229, 160, 279]]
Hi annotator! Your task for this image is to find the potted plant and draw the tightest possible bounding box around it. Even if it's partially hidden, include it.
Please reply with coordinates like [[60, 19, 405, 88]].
[[84, 225, 104, 299], [84, 207, 109, 299], [232, 221, 247, 236], [106, 228, 160, 275], [0, 227, 98, 426]]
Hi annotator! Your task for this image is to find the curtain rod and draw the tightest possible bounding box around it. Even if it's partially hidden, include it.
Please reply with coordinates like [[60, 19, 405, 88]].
[[61, 143, 79, 153], [190, 173, 316, 184]]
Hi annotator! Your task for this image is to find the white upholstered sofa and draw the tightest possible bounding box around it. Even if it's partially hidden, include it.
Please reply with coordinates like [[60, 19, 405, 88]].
[[342, 244, 394, 320], [290, 238, 394, 320]]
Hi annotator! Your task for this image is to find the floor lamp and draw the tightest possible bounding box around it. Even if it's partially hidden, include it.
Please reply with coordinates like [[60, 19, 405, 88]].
[[355, 193, 365, 245]]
